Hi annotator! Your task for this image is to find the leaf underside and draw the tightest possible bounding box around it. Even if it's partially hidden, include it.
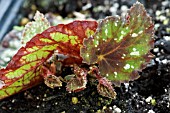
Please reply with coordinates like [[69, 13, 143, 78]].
[[0, 20, 97, 100], [81, 2, 154, 86]]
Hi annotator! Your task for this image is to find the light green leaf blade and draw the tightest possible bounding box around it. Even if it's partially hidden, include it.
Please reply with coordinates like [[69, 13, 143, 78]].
[[22, 11, 50, 44]]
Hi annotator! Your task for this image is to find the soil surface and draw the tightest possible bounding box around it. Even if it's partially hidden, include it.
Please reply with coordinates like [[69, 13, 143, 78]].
[[0, 0, 170, 113]]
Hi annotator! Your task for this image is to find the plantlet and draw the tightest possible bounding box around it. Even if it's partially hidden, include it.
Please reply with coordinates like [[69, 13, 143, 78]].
[[0, 2, 154, 100]]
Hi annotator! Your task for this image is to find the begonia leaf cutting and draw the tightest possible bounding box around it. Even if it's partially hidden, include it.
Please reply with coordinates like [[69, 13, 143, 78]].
[[22, 11, 50, 44], [66, 65, 88, 92], [0, 1, 154, 100], [0, 20, 97, 100], [81, 2, 154, 86], [97, 77, 116, 99], [89, 66, 116, 99], [42, 66, 62, 88]]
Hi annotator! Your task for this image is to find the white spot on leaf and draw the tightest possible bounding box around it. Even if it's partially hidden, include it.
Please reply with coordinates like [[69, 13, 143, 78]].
[[132, 33, 138, 37], [102, 38, 107, 42], [133, 48, 137, 51], [119, 35, 123, 40], [121, 31, 126, 35], [124, 64, 130, 70], [95, 40, 99, 47], [130, 51, 140, 56], [105, 29, 108, 35], [114, 72, 118, 75], [115, 22, 118, 26], [138, 30, 143, 34], [131, 65, 134, 69]]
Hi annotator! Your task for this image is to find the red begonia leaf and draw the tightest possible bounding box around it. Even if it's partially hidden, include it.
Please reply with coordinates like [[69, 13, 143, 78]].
[[0, 20, 97, 100]]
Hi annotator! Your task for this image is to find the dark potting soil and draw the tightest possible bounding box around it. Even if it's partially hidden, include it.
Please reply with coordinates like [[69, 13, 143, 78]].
[[0, 0, 170, 113]]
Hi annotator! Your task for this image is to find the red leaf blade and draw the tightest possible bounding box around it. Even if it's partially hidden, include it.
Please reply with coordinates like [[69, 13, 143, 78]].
[[0, 20, 97, 100]]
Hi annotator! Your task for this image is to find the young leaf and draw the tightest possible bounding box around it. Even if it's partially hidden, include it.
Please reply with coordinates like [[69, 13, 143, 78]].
[[42, 66, 62, 88], [97, 77, 116, 99], [81, 2, 154, 86], [66, 65, 88, 92], [22, 11, 50, 44], [0, 20, 97, 100], [89, 66, 116, 99]]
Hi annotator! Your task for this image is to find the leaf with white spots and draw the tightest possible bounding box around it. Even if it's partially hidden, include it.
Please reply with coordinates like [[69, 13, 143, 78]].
[[81, 2, 154, 86]]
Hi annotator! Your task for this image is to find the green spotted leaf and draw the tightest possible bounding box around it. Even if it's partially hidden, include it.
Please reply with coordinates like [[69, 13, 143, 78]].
[[0, 20, 97, 100], [81, 2, 154, 86]]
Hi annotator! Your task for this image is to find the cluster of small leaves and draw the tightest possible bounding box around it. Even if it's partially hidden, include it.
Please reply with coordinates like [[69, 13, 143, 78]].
[[0, 2, 154, 100]]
